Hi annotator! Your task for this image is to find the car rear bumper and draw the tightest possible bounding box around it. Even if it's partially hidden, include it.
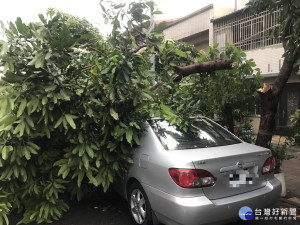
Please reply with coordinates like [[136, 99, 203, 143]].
[[143, 177, 281, 225]]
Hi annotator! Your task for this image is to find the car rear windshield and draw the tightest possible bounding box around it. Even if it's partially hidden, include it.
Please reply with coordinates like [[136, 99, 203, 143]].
[[148, 119, 241, 150]]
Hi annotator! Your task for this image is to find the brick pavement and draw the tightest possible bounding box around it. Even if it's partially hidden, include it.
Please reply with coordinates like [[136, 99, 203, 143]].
[[271, 135, 300, 207], [282, 155, 300, 198]]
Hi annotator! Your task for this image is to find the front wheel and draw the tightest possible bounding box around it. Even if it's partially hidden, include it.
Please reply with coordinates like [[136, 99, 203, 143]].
[[128, 182, 153, 225]]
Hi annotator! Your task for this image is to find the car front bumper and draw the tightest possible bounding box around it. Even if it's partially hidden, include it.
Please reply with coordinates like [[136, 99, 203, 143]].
[[143, 177, 281, 225]]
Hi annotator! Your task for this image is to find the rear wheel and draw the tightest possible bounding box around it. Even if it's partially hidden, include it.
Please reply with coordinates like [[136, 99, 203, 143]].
[[128, 182, 153, 225]]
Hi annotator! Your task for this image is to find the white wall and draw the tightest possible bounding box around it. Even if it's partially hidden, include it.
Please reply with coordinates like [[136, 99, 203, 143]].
[[235, 0, 250, 10], [245, 44, 284, 75], [164, 8, 213, 40], [164, 5, 233, 46], [214, 6, 234, 18]]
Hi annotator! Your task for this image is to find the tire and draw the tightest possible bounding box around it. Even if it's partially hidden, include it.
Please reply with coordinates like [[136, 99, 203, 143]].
[[127, 182, 153, 225]]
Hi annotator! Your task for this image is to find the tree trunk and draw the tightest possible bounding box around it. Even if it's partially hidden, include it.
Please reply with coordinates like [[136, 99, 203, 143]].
[[255, 85, 277, 148], [173, 59, 234, 82], [255, 11, 299, 148], [255, 60, 295, 148]]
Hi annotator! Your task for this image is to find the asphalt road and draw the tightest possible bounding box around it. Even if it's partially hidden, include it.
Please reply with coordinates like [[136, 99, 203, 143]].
[[9, 191, 300, 225]]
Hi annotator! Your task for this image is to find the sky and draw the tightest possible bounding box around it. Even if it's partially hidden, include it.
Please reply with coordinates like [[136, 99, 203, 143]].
[[0, 0, 235, 37]]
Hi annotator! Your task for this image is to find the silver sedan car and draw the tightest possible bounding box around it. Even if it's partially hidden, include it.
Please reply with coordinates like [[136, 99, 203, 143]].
[[114, 118, 281, 225]]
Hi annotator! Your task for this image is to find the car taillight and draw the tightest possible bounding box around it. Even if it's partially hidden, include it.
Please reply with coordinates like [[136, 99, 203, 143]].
[[169, 168, 215, 188], [261, 156, 275, 174]]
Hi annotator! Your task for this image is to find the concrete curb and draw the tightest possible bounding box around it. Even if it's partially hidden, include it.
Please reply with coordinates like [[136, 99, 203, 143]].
[[280, 197, 300, 208]]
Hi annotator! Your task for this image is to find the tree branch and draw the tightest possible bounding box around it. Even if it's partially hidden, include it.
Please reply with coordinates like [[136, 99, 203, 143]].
[[133, 44, 147, 53], [173, 59, 235, 82], [81, 65, 96, 72], [88, 46, 107, 57], [150, 81, 164, 92]]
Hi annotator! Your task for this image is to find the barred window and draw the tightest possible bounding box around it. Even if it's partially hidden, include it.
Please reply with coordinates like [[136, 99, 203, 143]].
[[213, 9, 281, 51]]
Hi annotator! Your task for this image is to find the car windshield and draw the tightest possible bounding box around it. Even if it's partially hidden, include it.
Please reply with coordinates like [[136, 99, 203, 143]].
[[148, 118, 241, 150]]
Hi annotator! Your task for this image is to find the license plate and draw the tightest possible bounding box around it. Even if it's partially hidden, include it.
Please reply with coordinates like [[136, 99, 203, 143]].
[[228, 169, 254, 188]]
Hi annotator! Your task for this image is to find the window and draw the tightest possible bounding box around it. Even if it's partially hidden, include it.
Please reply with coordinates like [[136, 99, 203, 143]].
[[214, 9, 281, 51], [148, 118, 241, 150]]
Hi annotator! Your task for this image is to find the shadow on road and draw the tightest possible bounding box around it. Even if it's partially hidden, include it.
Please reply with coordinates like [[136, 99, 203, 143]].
[[9, 190, 135, 225]]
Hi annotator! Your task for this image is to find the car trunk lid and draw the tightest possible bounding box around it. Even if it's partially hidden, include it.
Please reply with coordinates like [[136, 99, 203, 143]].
[[189, 143, 271, 200]]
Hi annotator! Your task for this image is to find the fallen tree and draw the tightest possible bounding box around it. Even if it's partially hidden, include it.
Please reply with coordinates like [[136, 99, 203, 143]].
[[0, 6, 160, 224], [0, 1, 263, 224], [157, 43, 260, 135]]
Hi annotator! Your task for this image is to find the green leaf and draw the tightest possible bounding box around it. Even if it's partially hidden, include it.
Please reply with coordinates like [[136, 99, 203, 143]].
[[126, 157, 134, 163], [62, 167, 70, 179], [25, 116, 34, 128], [0, 115, 17, 128], [76, 89, 84, 96], [78, 132, 84, 143], [58, 165, 68, 177], [2, 146, 8, 160], [9, 21, 19, 35], [160, 104, 175, 116], [0, 41, 8, 56], [45, 85, 57, 92], [34, 52, 45, 68], [3, 213, 9, 225], [126, 128, 133, 144], [54, 116, 64, 128], [86, 170, 98, 186], [85, 145, 94, 158], [8, 97, 15, 110], [82, 154, 89, 170], [60, 90, 70, 101], [27, 142, 40, 150], [173, 49, 187, 58], [110, 108, 119, 120], [0, 97, 8, 117], [23, 147, 31, 160], [42, 96, 48, 105], [15, 17, 27, 35], [45, 52, 52, 60], [133, 133, 140, 145], [19, 121, 25, 136], [2, 62, 9, 74], [38, 14, 47, 24], [141, 92, 153, 100], [96, 160, 101, 168], [154, 21, 166, 32], [77, 170, 84, 187], [27, 57, 36, 66], [65, 114, 76, 129], [13, 121, 26, 137]]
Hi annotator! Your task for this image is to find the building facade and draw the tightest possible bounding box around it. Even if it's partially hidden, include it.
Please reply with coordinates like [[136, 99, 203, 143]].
[[163, 4, 234, 50], [212, 5, 300, 129], [163, 1, 300, 130]]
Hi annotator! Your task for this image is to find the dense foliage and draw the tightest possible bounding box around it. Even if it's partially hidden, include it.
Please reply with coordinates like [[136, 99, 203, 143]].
[[154, 41, 262, 129], [0, 3, 168, 224], [0, 1, 262, 224], [291, 109, 300, 135]]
